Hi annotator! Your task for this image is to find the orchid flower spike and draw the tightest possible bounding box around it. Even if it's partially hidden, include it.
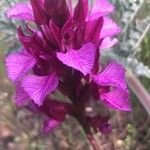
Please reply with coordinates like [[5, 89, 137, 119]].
[[6, 0, 130, 135]]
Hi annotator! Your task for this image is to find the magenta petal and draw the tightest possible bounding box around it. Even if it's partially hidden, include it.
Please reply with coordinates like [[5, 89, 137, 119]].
[[93, 62, 127, 90], [101, 89, 131, 111], [15, 82, 30, 107], [57, 43, 96, 76], [100, 37, 118, 49], [42, 119, 61, 134], [5, 50, 36, 81], [22, 73, 59, 106], [87, 0, 114, 21], [6, 2, 34, 21], [101, 17, 121, 38]]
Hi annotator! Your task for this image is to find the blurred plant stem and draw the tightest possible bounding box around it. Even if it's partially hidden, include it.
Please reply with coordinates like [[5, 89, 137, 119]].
[[87, 133, 100, 150], [77, 116, 101, 150], [133, 24, 150, 53], [127, 70, 150, 115], [83, 126, 100, 150], [122, 0, 144, 33]]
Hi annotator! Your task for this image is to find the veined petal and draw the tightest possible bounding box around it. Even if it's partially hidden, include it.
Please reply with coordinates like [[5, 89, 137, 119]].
[[101, 17, 121, 38], [41, 119, 61, 134], [100, 37, 118, 49], [57, 43, 96, 76], [5, 50, 36, 81], [93, 62, 127, 90], [100, 88, 131, 111], [22, 73, 59, 106], [15, 82, 30, 107], [6, 2, 34, 21], [87, 0, 114, 21]]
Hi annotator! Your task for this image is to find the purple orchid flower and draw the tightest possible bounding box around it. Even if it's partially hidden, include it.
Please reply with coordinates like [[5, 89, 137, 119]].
[[5, 0, 131, 135]]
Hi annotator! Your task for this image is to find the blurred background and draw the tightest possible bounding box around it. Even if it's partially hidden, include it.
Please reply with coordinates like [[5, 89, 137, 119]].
[[0, 0, 150, 149]]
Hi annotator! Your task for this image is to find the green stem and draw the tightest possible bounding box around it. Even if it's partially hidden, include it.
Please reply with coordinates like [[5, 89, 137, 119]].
[[127, 70, 150, 115]]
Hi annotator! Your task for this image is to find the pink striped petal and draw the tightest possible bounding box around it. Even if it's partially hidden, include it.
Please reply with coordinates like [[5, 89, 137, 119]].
[[5, 50, 36, 81], [22, 73, 59, 106], [87, 0, 114, 21], [57, 43, 96, 76], [101, 17, 121, 38], [93, 62, 127, 90], [101, 89, 131, 111], [100, 37, 118, 49], [6, 2, 34, 21]]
